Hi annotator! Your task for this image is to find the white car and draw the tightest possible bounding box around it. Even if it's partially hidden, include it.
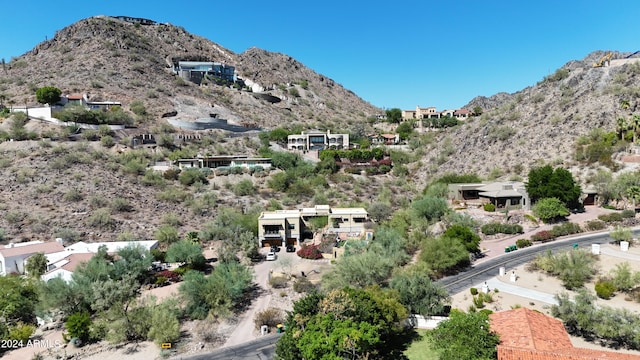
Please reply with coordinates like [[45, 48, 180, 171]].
[[266, 252, 277, 261]]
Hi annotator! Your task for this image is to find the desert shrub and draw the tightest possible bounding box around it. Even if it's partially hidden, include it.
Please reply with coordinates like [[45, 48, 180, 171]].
[[472, 295, 485, 308], [147, 303, 180, 346], [269, 276, 288, 289], [233, 179, 255, 196], [63, 188, 83, 202], [595, 279, 617, 299], [179, 168, 208, 186], [87, 208, 115, 230], [598, 213, 624, 223], [550, 222, 582, 237], [621, 209, 636, 219], [65, 312, 92, 342], [110, 197, 133, 212], [100, 135, 115, 148], [154, 225, 180, 245], [293, 277, 316, 293], [584, 220, 606, 231], [516, 239, 532, 248], [531, 230, 555, 242], [531, 249, 597, 289], [480, 222, 523, 235], [161, 213, 182, 227], [297, 244, 323, 260], [8, 323, 36, 343], [254, 308, 284, 330], [470, 287, 478, 295], [483, 203, 496, 212], [163, 168, 181, 180]]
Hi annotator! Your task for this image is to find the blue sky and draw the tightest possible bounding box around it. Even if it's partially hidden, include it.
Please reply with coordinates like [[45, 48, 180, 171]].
[[1, 1, 639, 111]]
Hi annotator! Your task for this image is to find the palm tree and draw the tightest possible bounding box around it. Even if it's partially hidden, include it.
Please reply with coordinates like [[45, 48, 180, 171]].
[[626, 185, 640, 210], [617, 116, 628, 141], [621, 99, 631, 113], [632, 114, 640, 144]]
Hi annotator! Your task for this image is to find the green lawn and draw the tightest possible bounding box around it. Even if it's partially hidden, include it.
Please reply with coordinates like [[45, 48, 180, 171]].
[[404, 329, 441, 360]]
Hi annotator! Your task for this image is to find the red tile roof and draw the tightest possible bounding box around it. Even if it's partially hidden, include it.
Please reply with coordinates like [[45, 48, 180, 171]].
[[490, 308, 640, 360], [0, 242, 65, 257]]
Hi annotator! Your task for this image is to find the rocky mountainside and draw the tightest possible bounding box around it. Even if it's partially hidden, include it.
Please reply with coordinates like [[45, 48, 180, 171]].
[[0, 16, 639, 245], [0, 16, 380, 129], [415, 50, 640, 184]]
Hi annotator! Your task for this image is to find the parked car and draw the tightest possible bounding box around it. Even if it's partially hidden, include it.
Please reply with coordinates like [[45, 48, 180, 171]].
[[270, 245, 280, 253], [266, 252, 277, 261], [286, 245, 296, 252]]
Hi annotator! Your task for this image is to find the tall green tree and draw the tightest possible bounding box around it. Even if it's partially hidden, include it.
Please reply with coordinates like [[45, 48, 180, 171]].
[[430, 310, 500, 360], [385, 108, 403, 123], [389, 263, 450, 316], [25, 252, 48, 277], [276, 287, 414, 360], [35, 86, 62, 105], [166, 240, 206, 269], [526, 165, 582, 208]]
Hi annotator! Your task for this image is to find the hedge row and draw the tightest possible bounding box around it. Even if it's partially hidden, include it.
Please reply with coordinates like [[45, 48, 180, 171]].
[[480, 222, 523, 235]]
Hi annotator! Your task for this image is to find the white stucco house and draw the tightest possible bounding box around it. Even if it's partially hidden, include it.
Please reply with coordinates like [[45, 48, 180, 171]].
[[0, 241, 65, 276], [42, 240, 159, 282]]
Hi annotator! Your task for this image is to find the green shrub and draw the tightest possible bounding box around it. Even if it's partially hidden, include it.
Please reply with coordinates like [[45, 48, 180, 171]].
[[621, 209, 636, 219], [293, 277, 316, 293], [483, 203, 496, 212], [595, 279, 617, 299], [470, 287, 478, 295], [598, 213, 624, 222], [8, 323, 36, 343], [584, 220, 606, 231], [516, 239, 533, 248], [481, 222, 523, 235], [65, 312, 92, 342], [550, 222, 582, 237]]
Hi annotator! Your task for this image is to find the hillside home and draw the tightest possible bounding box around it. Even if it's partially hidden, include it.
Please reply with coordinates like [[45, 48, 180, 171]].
[[59, 93, 121, 110], [258, 206, 368, 247], [448, 181, 531, 210], [0, 240, 65, 275], [287, 130, 350, 151], [42, 240, 159, 282], [327, 208, 369, 236], [368, 133, 400, 145], [175, 61, 236, 85], [490, 308, 640, 359], [175, 155, 272, 171], [401, 106, 472, 121]]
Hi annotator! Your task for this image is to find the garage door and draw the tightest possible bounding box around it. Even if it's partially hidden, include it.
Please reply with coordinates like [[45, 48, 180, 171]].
[[262, 239, 283, 247]]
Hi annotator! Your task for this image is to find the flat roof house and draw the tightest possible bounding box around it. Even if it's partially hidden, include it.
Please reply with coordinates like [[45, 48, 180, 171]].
[[448, 181, 530, 210], [176, 155, 271, 171], [287, 130, 350, 151], [257, 206, 369, 248]]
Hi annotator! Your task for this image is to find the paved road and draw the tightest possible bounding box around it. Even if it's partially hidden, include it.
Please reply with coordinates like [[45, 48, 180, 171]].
[[175, 334, 282, 360], [177, 228, 640, 360], [437, 228, 640, 295]]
